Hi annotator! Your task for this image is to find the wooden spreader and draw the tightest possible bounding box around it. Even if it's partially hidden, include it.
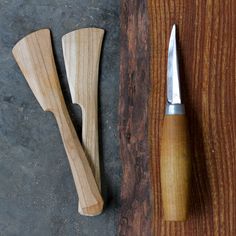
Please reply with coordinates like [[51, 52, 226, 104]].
[[12, 29, 103, 216], [62, 28, 104, 214]]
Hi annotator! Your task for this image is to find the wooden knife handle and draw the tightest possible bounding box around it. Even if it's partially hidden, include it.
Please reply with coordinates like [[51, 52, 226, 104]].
[[54, 97, 103, 216], [160, 115, 191, 221]]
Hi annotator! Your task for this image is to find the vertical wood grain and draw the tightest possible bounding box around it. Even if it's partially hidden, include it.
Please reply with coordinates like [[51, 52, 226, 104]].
[[121, 0, 236, 234], [148, 0, 236, 235], [62, 28, 104, 215], [160, 115, 191, 221], [62, 28, 104, 190], [119, 0, 152, 235]]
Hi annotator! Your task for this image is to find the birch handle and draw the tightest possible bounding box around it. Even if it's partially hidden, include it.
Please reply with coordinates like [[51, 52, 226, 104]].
[[160, 115, 191, 221]]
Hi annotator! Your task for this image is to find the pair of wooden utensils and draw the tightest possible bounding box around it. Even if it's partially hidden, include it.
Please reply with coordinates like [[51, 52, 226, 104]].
[[12, 28, 104, 216]]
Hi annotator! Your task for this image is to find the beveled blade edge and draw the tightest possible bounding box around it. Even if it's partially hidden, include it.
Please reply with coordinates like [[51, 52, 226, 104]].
[[167, 24, 181, 104]]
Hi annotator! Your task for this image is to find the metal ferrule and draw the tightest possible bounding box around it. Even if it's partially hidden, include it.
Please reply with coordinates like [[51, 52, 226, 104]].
[[165, 103, 185, 115]]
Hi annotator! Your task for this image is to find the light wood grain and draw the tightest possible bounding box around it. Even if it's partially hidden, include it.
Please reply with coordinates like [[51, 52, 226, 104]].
[[62, 28, 104, 192], [12, 29, 103, 216], [160, 115, 191, 221]]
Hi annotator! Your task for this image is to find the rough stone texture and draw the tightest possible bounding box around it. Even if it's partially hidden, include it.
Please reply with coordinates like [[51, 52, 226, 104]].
[[0, 1, 120, 235]]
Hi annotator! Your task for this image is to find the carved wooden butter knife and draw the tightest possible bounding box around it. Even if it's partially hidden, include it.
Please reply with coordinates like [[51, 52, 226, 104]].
[[12, 29, 103, 216]]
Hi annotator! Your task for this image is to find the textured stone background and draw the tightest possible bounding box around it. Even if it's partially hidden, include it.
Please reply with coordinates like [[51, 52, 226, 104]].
[[0, 1, 120, 235]]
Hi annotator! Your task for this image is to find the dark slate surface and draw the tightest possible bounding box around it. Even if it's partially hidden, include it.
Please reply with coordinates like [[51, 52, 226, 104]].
[[0, 1, 121, 235]]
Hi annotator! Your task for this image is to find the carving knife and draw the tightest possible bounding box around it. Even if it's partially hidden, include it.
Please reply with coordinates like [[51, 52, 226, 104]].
[[160, 25, 191, 221]]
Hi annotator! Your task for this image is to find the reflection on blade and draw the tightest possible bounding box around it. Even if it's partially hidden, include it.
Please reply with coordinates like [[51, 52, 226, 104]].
[[167, 25, 181, 104]]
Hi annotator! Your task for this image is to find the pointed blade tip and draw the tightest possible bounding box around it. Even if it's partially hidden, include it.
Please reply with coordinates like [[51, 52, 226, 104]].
[[170, 24, 176, 38], [167, 24, 181, 104]]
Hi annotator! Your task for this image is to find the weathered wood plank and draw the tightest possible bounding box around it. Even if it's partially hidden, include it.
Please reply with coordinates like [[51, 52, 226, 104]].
[[119, 0, 152, 235]]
